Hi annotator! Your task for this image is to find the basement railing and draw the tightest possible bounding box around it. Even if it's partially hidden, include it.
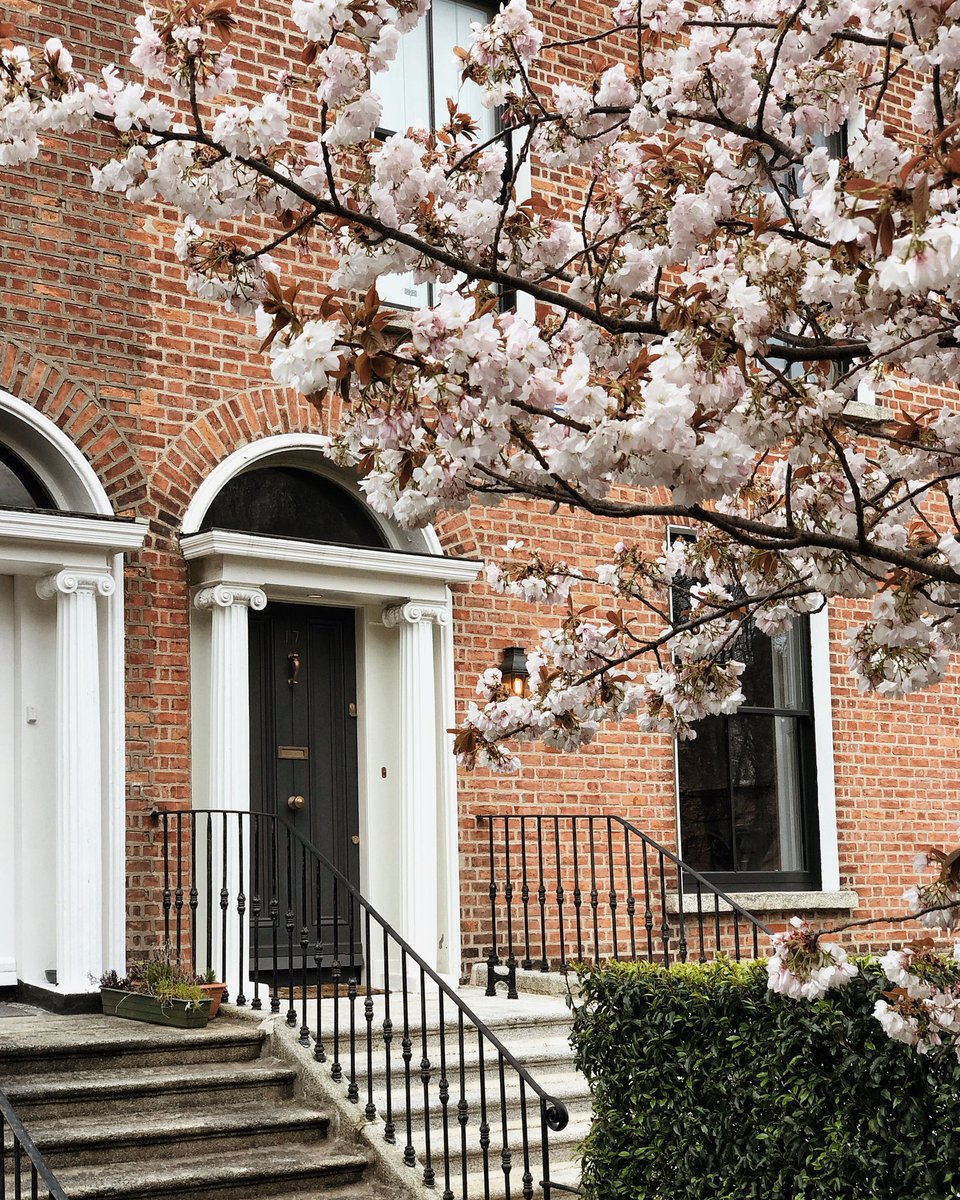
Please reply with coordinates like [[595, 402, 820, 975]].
[[159, 809, 570, 1200], [479, 813, 772, 997], [0, 1088, 70, 1200]]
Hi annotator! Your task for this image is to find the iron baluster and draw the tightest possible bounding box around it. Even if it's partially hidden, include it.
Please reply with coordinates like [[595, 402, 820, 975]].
[[536, 816, 548, 972], [364, 908, 376, 1120], [457, 1008, 469, 1200], [553, 816, 566, 977], [419, 966, 435, 1187], [314, 859, 326, 1063], [381, 929, 395, 1142], [331, 876, 342, 1082], [498, 1052, 512, 1200], [477, 1030, 491, 1200], [588, 815, 600, 964], [695, 880, 706, 960], [269, 816, 280, 1014], [161, 811, 170, 945], [520, 815, 532, 970], [485, 816, 499, 997], [299, 841, 310, 1045], [503, 818, 518, 997], [346, 892, 359, 1104], [438, 990, 452, 1200], [752, 917, 760, 959], [675, 860, 687, 963], [0, 1088, 69, 1200], [189, 811, 198, 978], [285, 826, 296, 1026], [519, 1077, 534, 1200], [606, 816, 618, 962], [236, 813, 246, 1006], [400, 950, 415, 1168], [733, 911, 742, 960], [623, 823, 637, 962], [714, 892, 722, 955], [206, 813, 214, 980], [641, 839, 654, 959], [220, 811, 229, 990], [658, 846, 671, 966], [174, 815, 183, 962], [251, 813, 262, 1011], [571, 817, 584, 965]]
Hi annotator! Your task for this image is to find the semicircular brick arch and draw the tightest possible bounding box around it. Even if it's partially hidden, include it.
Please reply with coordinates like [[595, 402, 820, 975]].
[[0, 340, 148, 514], [150, 383, 330, 539]]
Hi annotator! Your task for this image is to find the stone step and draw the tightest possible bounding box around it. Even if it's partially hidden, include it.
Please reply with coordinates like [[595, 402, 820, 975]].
[[41, 1144, 372, 1200], [14, 1102, 333, 1168], [0, 1016, 266, 1078], [2, 1058, 297, 1122]]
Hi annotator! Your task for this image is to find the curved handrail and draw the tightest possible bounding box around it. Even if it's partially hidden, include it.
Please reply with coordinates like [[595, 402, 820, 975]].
[[188, 806, 570, 1132], [608, 815, 773, 934], [0, 1088, 70, 1200], [478, 810, 773, 994]]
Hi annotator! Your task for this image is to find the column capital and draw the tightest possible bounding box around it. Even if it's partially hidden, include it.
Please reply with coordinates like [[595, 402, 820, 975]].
[[36, 569, 115, 601], [382, 601, 450, 628], [194, 583, 267, 612]]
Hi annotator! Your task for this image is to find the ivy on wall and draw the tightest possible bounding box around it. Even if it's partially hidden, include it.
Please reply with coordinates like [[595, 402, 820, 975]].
[[571, 958, 960, 1200]]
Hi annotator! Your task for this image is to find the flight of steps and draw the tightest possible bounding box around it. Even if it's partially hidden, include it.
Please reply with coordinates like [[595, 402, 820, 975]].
[[0, 1012, 391, 1199], [308, 984, 590, 1198]]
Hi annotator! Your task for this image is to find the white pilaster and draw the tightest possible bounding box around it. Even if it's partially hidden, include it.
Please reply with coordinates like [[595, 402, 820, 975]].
[[193, 583, 266, 994], [194, 583, 267, 813], [383, 600, 449, 971], [36, 568, 115, 993]]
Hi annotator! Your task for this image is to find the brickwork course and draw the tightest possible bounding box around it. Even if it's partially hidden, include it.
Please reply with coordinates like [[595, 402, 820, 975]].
[[2, 0, 958, 973]]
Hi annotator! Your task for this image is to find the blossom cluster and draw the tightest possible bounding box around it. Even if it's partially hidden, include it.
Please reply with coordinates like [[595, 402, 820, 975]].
[[8, 0, 960, 759], [766, 917, 859, 1001]]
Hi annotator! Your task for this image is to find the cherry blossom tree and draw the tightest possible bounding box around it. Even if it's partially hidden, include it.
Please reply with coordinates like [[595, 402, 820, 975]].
[[4, 0, 960, 773]]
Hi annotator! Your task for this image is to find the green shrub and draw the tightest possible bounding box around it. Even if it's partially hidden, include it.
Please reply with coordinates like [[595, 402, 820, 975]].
[[570, 957, 960, 1200]]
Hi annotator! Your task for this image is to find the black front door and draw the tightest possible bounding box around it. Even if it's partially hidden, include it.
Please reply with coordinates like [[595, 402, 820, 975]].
[[249, 602, 361, 972]]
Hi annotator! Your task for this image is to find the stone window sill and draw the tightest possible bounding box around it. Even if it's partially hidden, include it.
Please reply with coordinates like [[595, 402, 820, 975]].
[[666, 889, 858, 915]]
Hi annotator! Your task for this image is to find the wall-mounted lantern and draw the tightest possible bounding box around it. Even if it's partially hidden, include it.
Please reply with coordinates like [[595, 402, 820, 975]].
[[499, 646, 530, 697]]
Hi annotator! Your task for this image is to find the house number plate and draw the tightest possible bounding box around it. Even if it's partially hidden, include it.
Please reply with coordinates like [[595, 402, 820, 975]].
[[277, 746, 309, 760]]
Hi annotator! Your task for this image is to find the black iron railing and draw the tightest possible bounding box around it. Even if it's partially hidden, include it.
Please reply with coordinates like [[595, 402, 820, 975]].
[[480, 814, 772, 997], [159, 808, 569, 1200], [1, 1088, 69, 1200]]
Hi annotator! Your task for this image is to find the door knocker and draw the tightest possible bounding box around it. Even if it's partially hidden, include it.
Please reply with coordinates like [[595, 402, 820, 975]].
[[287, 652, 301, 686]]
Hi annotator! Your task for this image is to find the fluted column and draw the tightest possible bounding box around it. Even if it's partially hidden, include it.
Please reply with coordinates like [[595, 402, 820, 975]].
[[36, 568, 115, 993], [194, 584, 266, 998], [383, 601, 450, 971], [194, 584, 267, 812]]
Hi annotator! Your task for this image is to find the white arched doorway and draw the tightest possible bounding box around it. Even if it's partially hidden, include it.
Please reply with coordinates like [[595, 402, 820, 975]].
[[0, 389, 146, 995], [180, 435, 480, 979]]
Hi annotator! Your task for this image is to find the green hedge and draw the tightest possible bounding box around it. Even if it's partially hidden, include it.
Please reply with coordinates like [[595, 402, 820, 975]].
[[570, 957, 960, 1200]]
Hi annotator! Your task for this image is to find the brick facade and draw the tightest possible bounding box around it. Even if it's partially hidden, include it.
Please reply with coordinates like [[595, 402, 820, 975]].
[[1, 0, 957, 977]]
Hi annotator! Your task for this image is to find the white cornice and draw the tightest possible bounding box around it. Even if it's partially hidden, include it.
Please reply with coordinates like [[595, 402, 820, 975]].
[[180, 529, 482, 587], [0, 508, 148, 553]]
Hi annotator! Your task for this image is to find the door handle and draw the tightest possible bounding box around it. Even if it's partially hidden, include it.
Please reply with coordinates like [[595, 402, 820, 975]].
[[287, 795, 306, 810]]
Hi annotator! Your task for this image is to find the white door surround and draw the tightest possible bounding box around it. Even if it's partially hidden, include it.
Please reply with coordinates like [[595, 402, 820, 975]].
[[182, 443, 480, 977], [0, 389, 147, 993]]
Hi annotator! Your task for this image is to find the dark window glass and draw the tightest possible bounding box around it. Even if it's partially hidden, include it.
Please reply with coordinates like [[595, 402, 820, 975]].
[[200, 467, 389, 549], [0, 445, 55, 510], [673, 542, 819, 891]]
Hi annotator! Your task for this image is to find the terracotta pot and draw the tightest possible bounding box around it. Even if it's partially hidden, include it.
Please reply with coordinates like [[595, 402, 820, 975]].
[[101, 988, 211, 1028], [198, 982, 227, 1018]]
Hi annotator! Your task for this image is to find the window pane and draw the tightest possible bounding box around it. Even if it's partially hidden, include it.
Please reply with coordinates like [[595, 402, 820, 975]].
[[0, 446, 55, 510], [736, 621, 808, 710], [729, 713, 805, 873], [378, 16, 430, 133], [432, 0, 497, 141], [678, 716, 734, 873]]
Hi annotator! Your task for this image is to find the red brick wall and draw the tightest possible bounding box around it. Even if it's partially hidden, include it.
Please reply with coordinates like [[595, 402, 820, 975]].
[[1, 0, 956, 969]]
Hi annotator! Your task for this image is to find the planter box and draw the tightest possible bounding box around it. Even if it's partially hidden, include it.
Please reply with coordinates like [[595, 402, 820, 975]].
[[101, 988, 211, 1028]]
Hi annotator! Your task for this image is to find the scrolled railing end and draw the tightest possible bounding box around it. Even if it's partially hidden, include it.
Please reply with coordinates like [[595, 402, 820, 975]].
[[544, 1096, 570, 1132]]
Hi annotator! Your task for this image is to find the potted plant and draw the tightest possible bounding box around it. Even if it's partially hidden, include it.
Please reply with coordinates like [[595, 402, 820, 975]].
[[196, 967, 227, 1018], [99, 949, 211, 1028]]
